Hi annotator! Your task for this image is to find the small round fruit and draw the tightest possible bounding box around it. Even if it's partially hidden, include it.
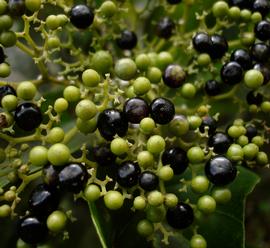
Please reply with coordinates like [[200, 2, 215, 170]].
[[254, 20, 270, 41], [187, 147, 205, 164], [29, 146, 48, 167], [110, 137, 129, 156], [212, 187, 232, 204], [46, 210, 67, 232], [221, 61, 243, 85], [165, 193, 178, 208], [133, 77, 151, 95], [137, 219, 154, 237], [25, 0, 41, 12], [84, 184, 101, 202], [208, 132, 232, 154], [137, 151, 154, 168], [1, 94, 17, 111], [191, 176, 209, 194], [16, 81, 37, 100], [140, 117, 155, 134], [190, 234, 207, 248], [244, 69, 264, 89], [46, 127, 65, 144], [63, 86, 80, 102], [70, 4, 94, 29], [82, 69, 101, 87], [0, 63, 10, 78], [199, 116, 217, 135], [116, 30, 137, 50], [104, 191, 124, 210], [117, 161, 141, 188], [197, 195, 216, 214], [158, 166, 174, 181], [156, 17, 175, 39], [192, 32, 211, 53], [54, 98, 69, 113], [93, 144, 116, 166], [230, 49, 252, 70], [139, 171, 159, 191], [91, 50, 113, 75], [115, 58, 137, 81], [48, 144, 70, 166], [75, 99, 97, 120], [146, 205, 166, 222], [133, 196, 146, 210], [163, 64, 186, 88], [147, 190, 164, 206], [147, 135, 165, 154]]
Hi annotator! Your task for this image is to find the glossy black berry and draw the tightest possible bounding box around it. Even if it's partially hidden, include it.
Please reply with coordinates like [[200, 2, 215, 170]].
[[163, 64, 186, 88], [116, 161, 141, 188], [253, 63, 270, 84], [156, 17, 175, 39], [208, 132, 232, 154], [139, 171, 159, 191], [58, 163, 88, 193], [14, 103, 42, 131], [253, 0, 270, 17], [205, 155, 237, 186], [220, 61, 243, 85], [29, 184, 59, 217], [209, 34, 228, 59], [18, 216, 48, 244], [254, 20, 270, 41], [251, 43, 270, 62], [43, 164, 60, 187], [166, 202, 194, 229], [116, 30, 137, 50], [0, 85, 16, 106], [229, 0, 253, 9], [245, 125, 258, 141], [97, 109, 128, 140], [192, 32, 211, 54], [204, 80, 221, 96], [246, 91, 263, 105], [8, 0, 26, 16], [162, 147, 188, 175], [93, 144, 116, 166], [199, 116, 217, 135], [167, 0, 181, 4], [230, 49, 252, 70], [150, 97, 175, 125], [123, 97, 149, 124], [70, 4, 94, 29]]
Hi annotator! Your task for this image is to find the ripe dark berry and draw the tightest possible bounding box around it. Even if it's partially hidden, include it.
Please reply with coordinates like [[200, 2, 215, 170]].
[[204, 79, 221, 96], [208, 132, 232, 154], [116, 30, 137, 50], [139, 171, 159, 191], [163, 64, 186, 88], [254, 20, 270, 41], [58, 163, 88, 193], [8, 0, 26, 16], [166, 202, 194, 229], [93, 144, 116, 166], [230, 49, 252, 70], [123, 97, 149, 124], [162, 147, 188, 175], [229, 0, 253, 9], [150, 97, 175, 125], [97, 109, 128, 140], [70, 4, 94, 29], [251, 43, 270, 62], [205, 155, 237, 186], [220, 61, 243, 85], [117, 161, 141, 188], [167, 0, 181, 4], [14, 103, 42, 131], [192, 32, 211, 54], [17, 216, 48, 244], [29, 184, 59, 217], [253, 63, 270, 84], [0, 47, 5, 64], [199, 116, 217, 135], [246, 91, 263, 105], [253, 0, 270, 17], [245, 125, 258, 141], [209, 34, 228, 59], [43, 164, 60, 187], [156, 17, 175, 39], [0, 85, 16, 105]]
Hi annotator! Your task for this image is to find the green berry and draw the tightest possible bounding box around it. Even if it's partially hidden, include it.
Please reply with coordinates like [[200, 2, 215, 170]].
[[84, 184, 101, 202], [197, 53, 211, 66], [104, 191, 124, 210], [147, 52, 158, 67], [0, 63, 11, 78], [190, 234, 207, 248], [133, 76, 151, 95], [140, 117, 155, 134], [251, 136, 264, 147], [46, 15, 60, 30], [187, 147, 205, 164], [135, 54, 150, 71], [133, 196, 146, 210], [17, 81, 37, 100], [256, 151, 268, 166], [212, 1, 229, 18], [164, 193, 178, 208], [227, 125, 243, 138], [47, 36, 60, 49], [188, 116, 202, 130], [197, 195, 216, 214], [0, 204, 11, 217], [115, 58, 137, 81], [17, 239, 31, 248], [147, 67, 162, 84], [226, 144, 244, 162], [137, 151, 154, 168], [47, 210, 67, 232], [157, 51, 173, 71], [137, 219, 154, 237], [1, 94, 17, 111], [228, 6, 241, 20], [169, 115, 189, 136], [261, 101, 270, 113], [0, 15, 13, 31], [99, 1, 117, 18], [82, 69, 101, 87], [29, 146, 48, 167], [91, 50, 113, 75], [191, 176, 209, 194], [181, 83, 196, 99], [147, 190, 164, 206], [25, 0, 41, 12], [243, 143, 259, 161], [75, 99, 97, 120], [110, 137, 129, 156], [47, 143, 70, 166], [147, 135, 165, 154], [146, 205, 166, 222], [251, 12, 262, 23], [158, 166, 174, 181], [240, 9, 252, 22], [240, 32, 255, 47], [46, 127, 65, 144], [244, 70, 264, 89], [212, 187, 232, 204], [76, 117, 97, 134], [63, 86, 81, 102], [0, 0, 7, 15], [237, 135, 249, 147], [54, 98, 69, 113]]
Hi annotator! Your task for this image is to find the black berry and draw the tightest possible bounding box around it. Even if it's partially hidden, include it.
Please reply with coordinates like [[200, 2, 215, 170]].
[[0, 47, 5, 64], [205, 155, 237, 186], [166, 202, 194, 229], [220, 61, 243, 85], [8, 0, 26, 16], [192, 32, 211, 54], [117, 161, 141, 188], [229, 0, 253, 9], [70, 4, 94, 29], [156, 17, 175, 39], [123, 97, 149, 124], [0, 85, 16, 106], [14, 103, 42, 131], [209, 34, 228, 59], [246, 91, 263, 105], [245, 125, 258, 141], [150, 97, 175, 125], [97, 109, 128, 140], [162, 147, 188, 174], [199, 116, 217, 135], [208, 132, 232, 154], [253, 0, 270, 17], [254, 20, 270, 41], [230, 49, 252, 70], [93, 144, 116, 166], [139, 171, 159, 191], [204, 79, 221, 96], [167, 0, 182, 4], [251, 43, 270, 62], [58, 163, 88, 193], [116, 30, 137, 50], [163, 64, 186, 88]]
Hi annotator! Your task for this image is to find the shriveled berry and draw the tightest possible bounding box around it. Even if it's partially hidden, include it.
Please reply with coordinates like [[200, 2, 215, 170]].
[[139, 171, 159, 191], [43, 164, 60, 187], [116, 30, 137, 50], [156, 17, 175, 39], [70, 4, 94, 29], [117, 161, 141, 188], [208, 132, 232, 154], [163, 64, 186, 88]]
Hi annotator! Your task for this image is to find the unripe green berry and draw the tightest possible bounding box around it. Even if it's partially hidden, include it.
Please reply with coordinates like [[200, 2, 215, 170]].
[[197, 195, 216, 214], [76, 117, 97, 134], [240, 32, 255, 47], [0, 31, 16, 47], [157, 52, 173, 71], [147, 190, 164, 206], [256, 151, 268, 166], [147, 52, 158, 67], [188, 116, 202, 130], [46, 15, 60, 30], [137, 151, 154, 168], [115, 58, 137, 80], [164, 193, 178, 208], [190, 234, 207, 248], [244, 70, 264, 89], [91, 50, 113, 75], [261, 101, 270, 113], [133, 77, 151, 95], [197, 53, 211, 66], [229, 6, 241, 20], [47, 210, 67, 232], [147, 135, 165, 154], [237, 135, 249, 147], [84, 184, 101, 202], [0, 63, 11, 78], [29, 146, 48, 167], [0, 15, 13, 31], [4, 190, 16, 201], [191, 176, 209, 194], [140, 117, 155, 134], [1, 94, 17, 111], [104, 191, 124, 210], [169, 115, 189, 136], [227, 125, 243, 138], [47, 36, 60, 49], [137, 219, 154, 237], [240, 9, 252, 22], [82, 69, 101, 87], [57, 14, 68, 26], [0, 204, 11, 217], [135, 54, 151, 71], [243, 143, 259, 161], [146, 205, 166, 222], [110, 137, 129, 156], [251, 12, 262, 23], [63, 86, 81, 102], [99, 1, 117, 18], [17, 81, 37, 100], [46, 127, 65, 144], [17, 239, 31, 248], [25, 0, 41, 12], [227, 144, 244, 162], [187, 147, 204, 164], [47, 143, 70, 166], [75, 99, 97, 120], [158, 166, 174, 181], [251, 136, 264, 147], [54, 98, 69, 113], [212, 187, 232, 204], [0, 0, 7, 15], [212, 1, 229, 18], [147, 67, 162, 84], [181, 83, 196, 99], [133, 196, 146, 210]]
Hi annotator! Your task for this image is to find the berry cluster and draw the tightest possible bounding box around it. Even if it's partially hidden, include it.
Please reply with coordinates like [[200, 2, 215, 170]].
[[0, 0, 269, 247]]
